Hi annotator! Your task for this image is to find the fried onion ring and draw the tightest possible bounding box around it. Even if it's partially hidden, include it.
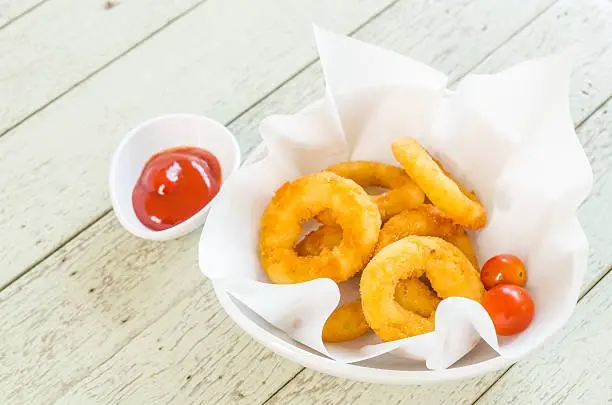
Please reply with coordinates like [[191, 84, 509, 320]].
[[259, 172, 381, 284], [391, 138, 486, 229], [321, 278, 441, 342], [297, 209, 445, 342], [322, 300, 370, 343], [374, 204, 478, 267], [360, 236, 485, 342], [317, 161, 425, 225], [301, 161, 425, 258]]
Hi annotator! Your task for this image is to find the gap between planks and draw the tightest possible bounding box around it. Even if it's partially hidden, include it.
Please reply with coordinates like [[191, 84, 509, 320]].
[[0, 0, 49, 30], [261, 369, 306, 405], [0, 0, 212, 138]]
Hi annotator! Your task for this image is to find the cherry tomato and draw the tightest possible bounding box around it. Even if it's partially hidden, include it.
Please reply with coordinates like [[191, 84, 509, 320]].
[[480, 254, 527, 289], [482, 284, 534, 336]]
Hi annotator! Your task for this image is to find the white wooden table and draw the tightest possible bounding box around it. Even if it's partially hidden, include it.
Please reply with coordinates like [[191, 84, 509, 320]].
[[1, 0, 611, 403]]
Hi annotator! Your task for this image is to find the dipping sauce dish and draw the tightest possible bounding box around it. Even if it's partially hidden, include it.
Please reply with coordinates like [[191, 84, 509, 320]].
[[109, 114, 240, 241]]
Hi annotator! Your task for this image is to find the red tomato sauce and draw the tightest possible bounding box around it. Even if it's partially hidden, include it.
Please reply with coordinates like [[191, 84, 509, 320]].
[[132, 146, 222, 231]]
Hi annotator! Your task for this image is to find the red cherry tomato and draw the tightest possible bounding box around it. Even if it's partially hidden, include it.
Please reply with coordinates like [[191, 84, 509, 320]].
[[481, 254, 527, 290], [482, 284, 534, 336]]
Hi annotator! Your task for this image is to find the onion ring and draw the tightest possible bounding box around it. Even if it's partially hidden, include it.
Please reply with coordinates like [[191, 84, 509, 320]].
[[360, 236, 485, 342], [321, 278, 440, 342], [374, 204, 478, 267], [296, 209, 444, 342], [259, 171, 381, 284], [317, 161, 425, 225], [391, 138, 486, 229], [299, 160, 425, 256], [322, 300, 370, 343]]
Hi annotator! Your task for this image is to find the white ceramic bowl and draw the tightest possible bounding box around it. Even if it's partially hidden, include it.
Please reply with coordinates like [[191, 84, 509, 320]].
[[109, 114, 240, 240], [210, 143, 515, 384]]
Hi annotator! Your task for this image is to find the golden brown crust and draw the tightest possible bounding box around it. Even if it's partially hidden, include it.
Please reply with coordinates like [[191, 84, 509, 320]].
[[320, 278, 441, 343], [374, 204, 479, 268], [391, 138, 486, 229], [394, 278, 441, 318], [316, 161, 425, 225], [259, 172, 381, 284], [360, 236, 485, 342], [322, 300, 370, 343]]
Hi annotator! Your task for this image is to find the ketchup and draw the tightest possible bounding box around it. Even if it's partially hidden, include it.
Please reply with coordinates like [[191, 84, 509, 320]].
[[132, 146, 222, 231]]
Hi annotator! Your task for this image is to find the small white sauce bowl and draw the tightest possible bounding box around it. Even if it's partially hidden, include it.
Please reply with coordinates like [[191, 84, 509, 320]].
[[109, 113, 240, 240]]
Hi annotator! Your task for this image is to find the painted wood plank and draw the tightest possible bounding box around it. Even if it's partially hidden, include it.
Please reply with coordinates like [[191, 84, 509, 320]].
[[475, 265, 612, 405], [0, 215, 206, 403], [267, 371, 505, 405], [0, 0, 392, 288], [54, 282, 303, 405], [472, 0, 612, 125], [0, 0, 208, 134], [574, 103, 612, 291], [0, 0, 45, 28], [0, 1, 558, 404]]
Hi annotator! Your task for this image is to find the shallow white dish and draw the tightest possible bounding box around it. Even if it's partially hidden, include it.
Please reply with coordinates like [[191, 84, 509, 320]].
[[109, 113, 240, 240], [211, 143, 514, 384]]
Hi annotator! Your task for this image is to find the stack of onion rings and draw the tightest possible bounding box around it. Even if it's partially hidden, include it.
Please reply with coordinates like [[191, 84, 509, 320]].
[[301, 204, 477, 342], [258, 137, 488, 344]]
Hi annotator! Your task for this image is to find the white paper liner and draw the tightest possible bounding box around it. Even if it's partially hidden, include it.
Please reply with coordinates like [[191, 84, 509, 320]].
[[199, 26, 592, 370]]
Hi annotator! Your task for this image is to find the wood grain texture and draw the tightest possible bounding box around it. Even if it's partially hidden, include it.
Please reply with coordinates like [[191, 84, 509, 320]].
[[55, 286, 302, 405], [0, 215, 206, 403], [266, 372, 505, 405], [475, 267, 612, 405], [0, 0, 206, 133], [0, 0, 392, 288], [0, 0, 560, 404], [0, 0, 46, 28]]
